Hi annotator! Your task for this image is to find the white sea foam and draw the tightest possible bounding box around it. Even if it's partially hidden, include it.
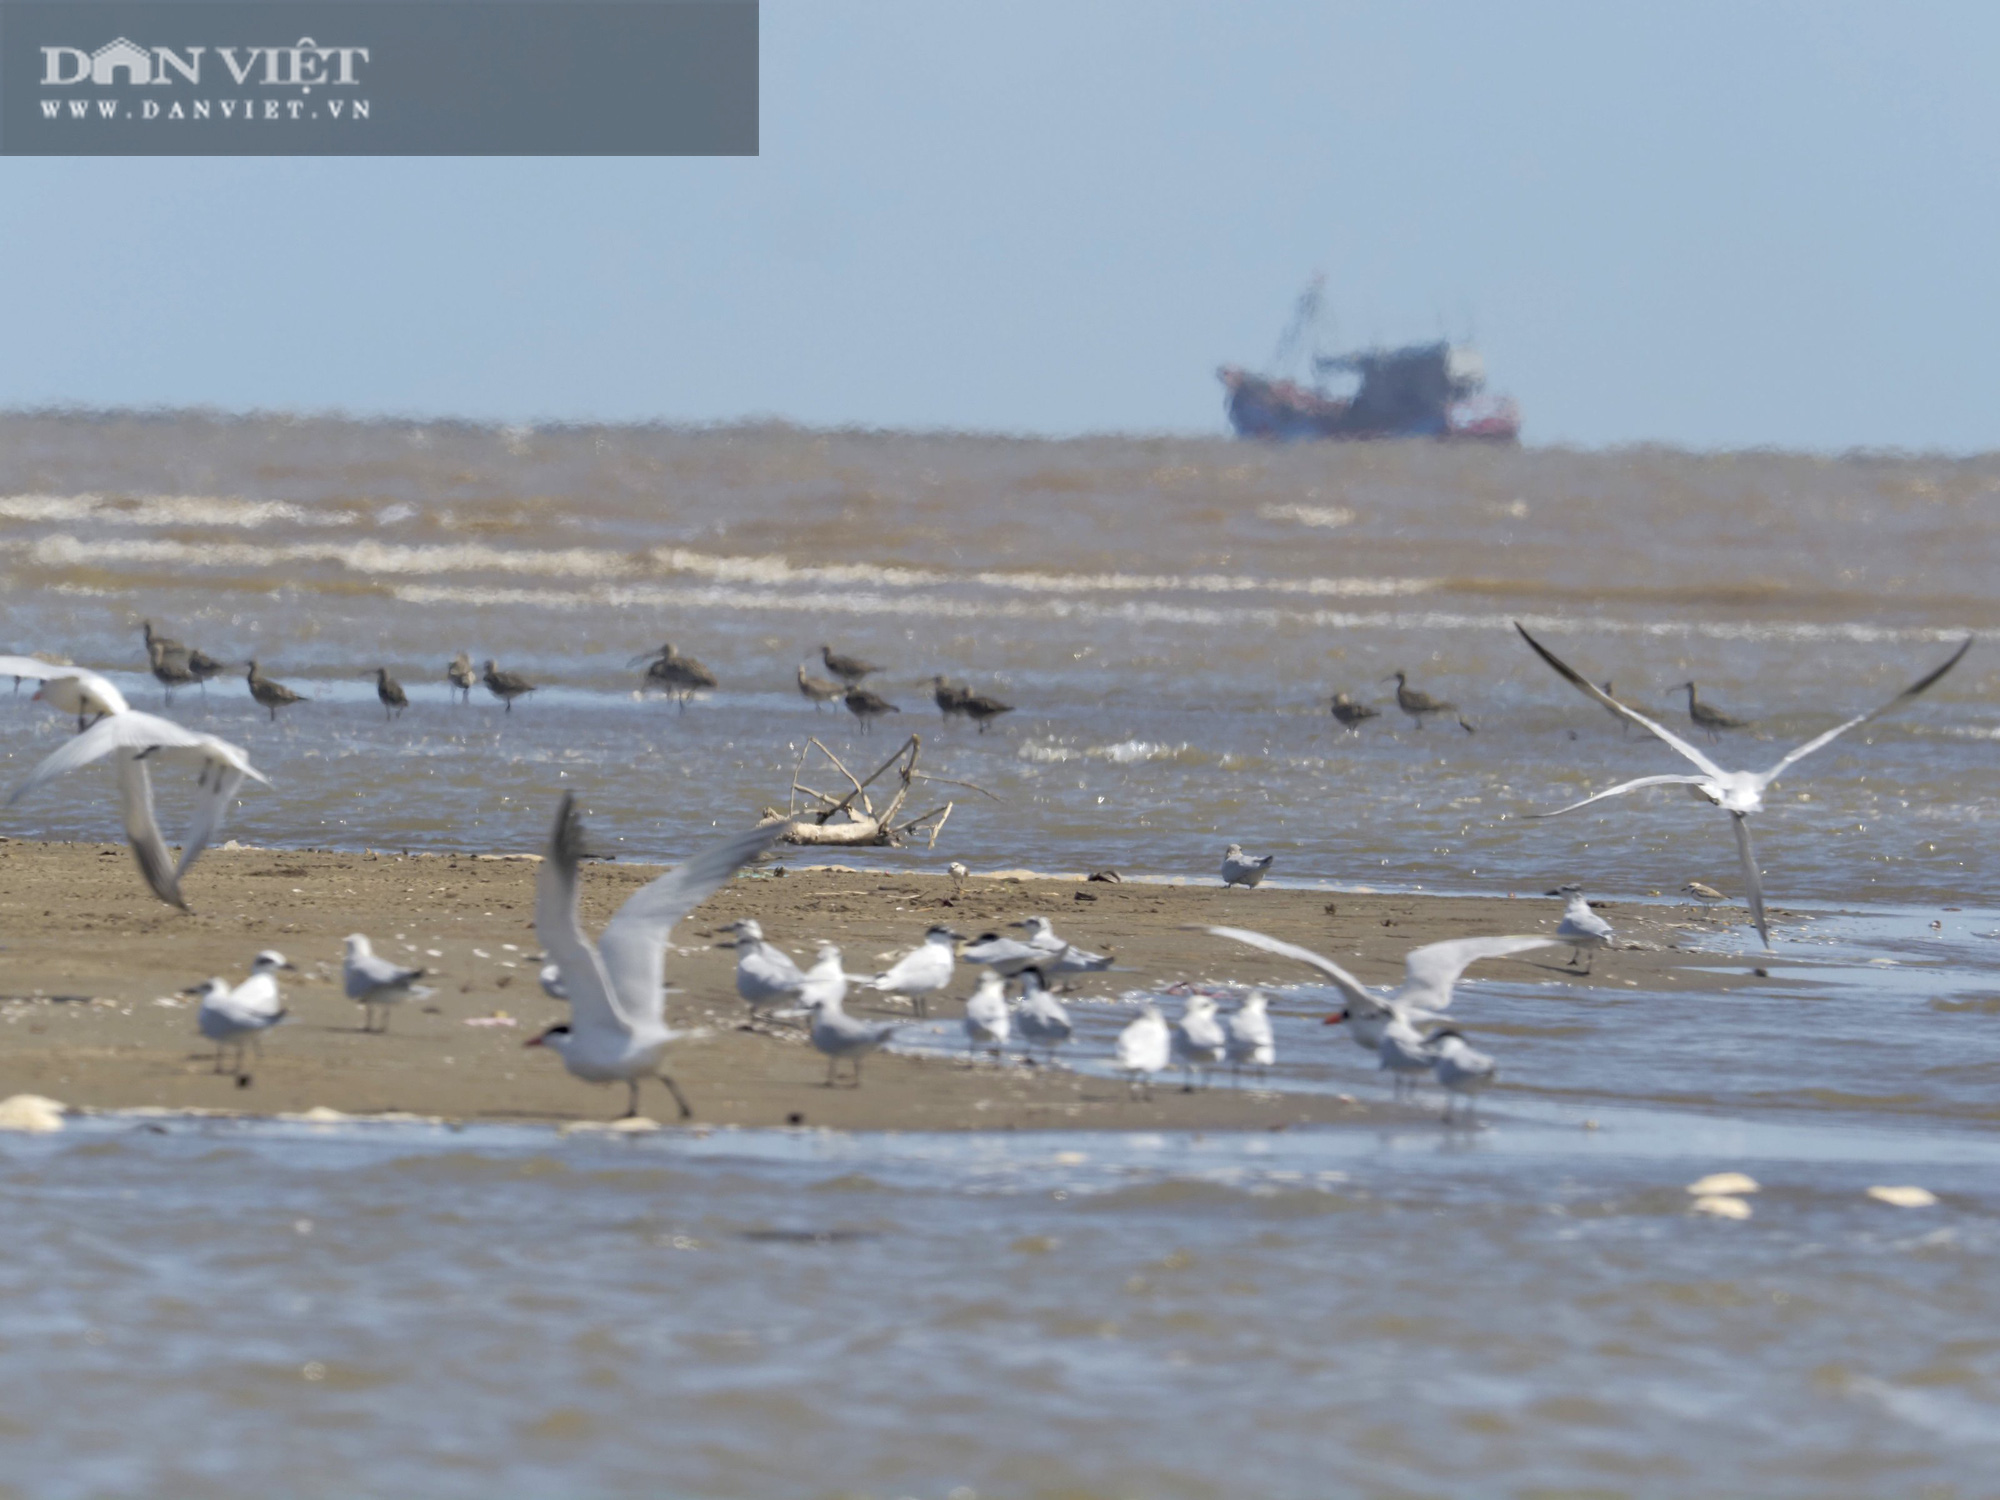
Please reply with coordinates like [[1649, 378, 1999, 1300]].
[[1017, 740, 1197, 765], [0, 493, 362, 529], [1258, 502, 1358, 529]]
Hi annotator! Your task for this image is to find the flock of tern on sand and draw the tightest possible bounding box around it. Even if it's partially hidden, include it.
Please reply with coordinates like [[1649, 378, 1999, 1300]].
[[0, 620, 1973, 1121]]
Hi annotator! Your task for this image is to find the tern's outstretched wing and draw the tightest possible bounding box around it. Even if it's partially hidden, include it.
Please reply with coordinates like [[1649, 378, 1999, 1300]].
[[174, 764, 247, 881], [1515, 623, 1727, 779], [0, 655, 60, 680], [1205, 926, 1382, 1013], [115, 752, 185, 910], [1530, 773, 1714, 818], [597, 821, 788, 1029], [534, 794, 628, 1036], [1755, 636, 1971, 787], [1399, 936, 1558, 1011], [4, 710, 210, 806], [1731, 812, 1771, 952]]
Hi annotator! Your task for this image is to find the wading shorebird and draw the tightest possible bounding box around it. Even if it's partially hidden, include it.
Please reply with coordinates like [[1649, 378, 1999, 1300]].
[[246, 660, 307, 722], [930, 676, 970, 722], [482, 660, 536, 712], [797, 664, 844, 710], [1331, 693, 1380, 731], [961, 692, 1014, 733], [367, 667, 408, 721], [1677, 682, 1751, 741], [147, 637, 196, 705], [630, 643, 719, 710], [821, 645, 880, 684], [842, 687, 899, 732], [1514, 622, 1971, 951], [447, 652, 477, 704], [1383, 671, 1457, 728]]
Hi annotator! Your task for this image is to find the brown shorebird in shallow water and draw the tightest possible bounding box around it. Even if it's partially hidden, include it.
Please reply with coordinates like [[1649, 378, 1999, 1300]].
[[367, 668, 408, 720], [246, 660, 307, 722], [796, 664, 843, 710], [821, 645, 880, 684], [447, 652, 477, 704], [930, 675, 969, 721], [843, 687, 899, 732], [961, 692, 1014, 733], [483, 660, 536, 712], [1383, 671, 1457, 728], [146, 636, 196, 704], [629, 643, 718, 710], [1676, 682, 1750, 741], [1330, 692, 1380, 731]]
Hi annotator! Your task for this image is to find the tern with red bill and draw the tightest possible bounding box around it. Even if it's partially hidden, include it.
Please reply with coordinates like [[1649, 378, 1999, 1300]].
[[524, 794, 785, 1119], [1514, 622, 1971, 951]]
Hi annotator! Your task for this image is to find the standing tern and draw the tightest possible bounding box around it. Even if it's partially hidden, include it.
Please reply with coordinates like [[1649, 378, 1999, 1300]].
[[525, 795, 784, 1119], [1549, 884, 1615, 973], [1014, 966, 1074, 1061], [1010, 915, 1114, 972], [1376, 1013, 1434, 1101], [802, 955, 900, 1087], [1428, 1029, 1498, 1120], [963, 968, 1011, 1056], [0, 656, 128, 730], [1115, 1003, 1171, 1098], [342, 934, 432, 1032], [1171, 994, 1228, 1090], [1220, 844, 1275, 889], [1208, 926, 1556, 1053], [187, 950, 293, 1077], [726, 918, 809, 1016], [1225, 991, 1275, 1085], [1514, 622, 1971, 950], [5, 709, 269, 909], [864, 925, 960, 1017]]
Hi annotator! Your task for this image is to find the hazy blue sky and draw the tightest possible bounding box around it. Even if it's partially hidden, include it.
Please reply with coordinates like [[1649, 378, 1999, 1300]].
[[3, 2, 1997, 449]]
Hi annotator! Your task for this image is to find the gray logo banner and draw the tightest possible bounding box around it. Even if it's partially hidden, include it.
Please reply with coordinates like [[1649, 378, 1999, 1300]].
[[0, 1, 758, 155]]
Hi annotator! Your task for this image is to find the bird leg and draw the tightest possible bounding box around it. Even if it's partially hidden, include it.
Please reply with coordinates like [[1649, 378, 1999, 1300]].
[[656, 1073, 694, 1120], [623, 1079, 642, 1118], [825, 1057, 839, 1088]]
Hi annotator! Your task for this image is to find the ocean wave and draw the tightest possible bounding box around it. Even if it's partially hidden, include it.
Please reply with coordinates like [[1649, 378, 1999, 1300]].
[[0, 492, 362, 529], [1017, 739, 1202, 765], [1257, 502, 1358, 529]]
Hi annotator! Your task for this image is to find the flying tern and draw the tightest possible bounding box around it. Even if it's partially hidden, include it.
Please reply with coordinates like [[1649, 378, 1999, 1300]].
[[0, 655, 128, 730], [1514, 622, 1971, 950], [525, 795, 784, 1119], [5, 708, 269, 910], [1208, 926, 1556, 1053]]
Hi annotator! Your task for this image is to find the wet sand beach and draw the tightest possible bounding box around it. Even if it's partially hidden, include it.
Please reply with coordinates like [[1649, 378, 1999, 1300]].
[[0, 838, 1740, 1128]]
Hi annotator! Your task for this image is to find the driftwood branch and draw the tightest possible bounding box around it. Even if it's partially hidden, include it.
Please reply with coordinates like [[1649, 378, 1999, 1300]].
[[762, 734, 963, 848]]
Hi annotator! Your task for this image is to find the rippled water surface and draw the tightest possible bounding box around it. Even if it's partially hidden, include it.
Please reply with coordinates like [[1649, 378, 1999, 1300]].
[[1, 412, 1995, 900]]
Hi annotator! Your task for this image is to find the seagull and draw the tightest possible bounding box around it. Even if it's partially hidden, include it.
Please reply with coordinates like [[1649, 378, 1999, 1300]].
[[0, 656, 128, 730], [1383, 671, 1456, 728], [963, 968, 1012, 1056], [1330, 693, 1380, 731], [1208, 926, 1556, 1055], [726, 917, 809, 1015], [1429, 1028, 1498, 1120], [930, 676, 970, 721], [1513, 622, 1972, 951], [187, 950, 293, 1077], [629, 643, 718, 710], [801, 951, 900, 1087], [367, 668, 408, 721], [821, 645, 880, 684], [5, 709, 269, 910], [524, 795, 784, 1119], [447, 652, 477, 705], [1007, 915, 1114, 973], [864, 925, 960, 1017], [1549, 884, 1615, 973], [1115, 1003, 1171, 1098], [962, 693, 1014, 733], [796, 664, 845, 710], [1221, 844, 1275, 889], [843, 688, 899, 732], [1376, 1012, 1435, 1101], [1171, 993, 1228, 1090], [482, 660, 535, 712], [246, 660, 306, 722], [1677, 682, 1750, 741], [1225, 991, 1275, 1085], [1013, 966, 1073, 1061], [342, 934, 431, 1032]]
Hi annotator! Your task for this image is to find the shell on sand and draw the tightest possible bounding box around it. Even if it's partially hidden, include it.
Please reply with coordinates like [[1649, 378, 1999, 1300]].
[[1686, 1171, 1759, 1197]]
